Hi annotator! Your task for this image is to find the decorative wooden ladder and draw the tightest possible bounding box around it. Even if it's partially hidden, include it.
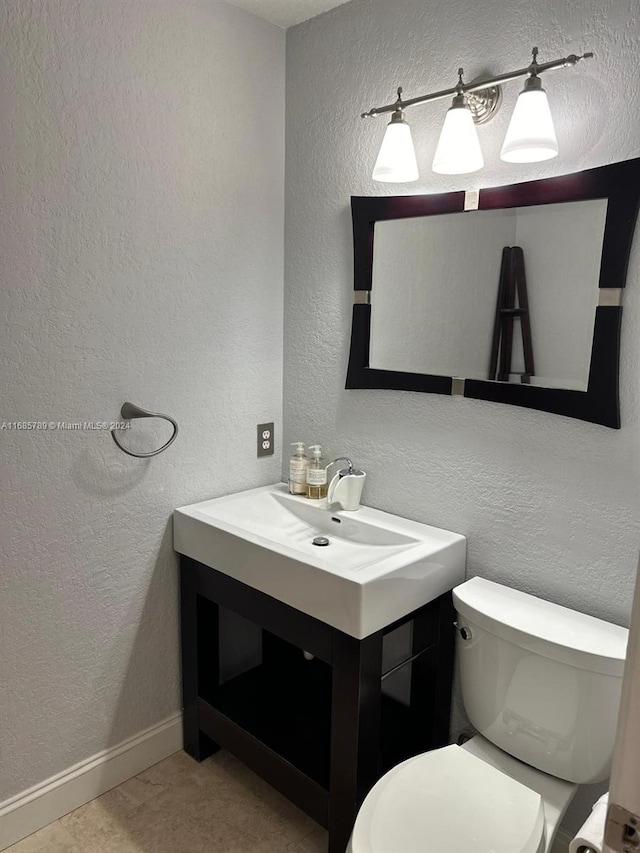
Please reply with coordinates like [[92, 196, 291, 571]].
[[488, 246, 535, 383]]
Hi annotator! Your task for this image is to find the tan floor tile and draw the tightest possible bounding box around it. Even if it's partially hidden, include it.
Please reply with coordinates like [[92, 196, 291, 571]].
[[123, 754, 319, 851], [5, 820, 80, 853], [248, 839, 314, 853], [258, 796, 320, 844], [94, 785, 141, 819], [134, 750, 203, 792], [286, 826, 329, 853], [131, 749, 239, 806], [117, 787, 258, 853], [59, 790, 140, 853], [115, 773, 167, 810]]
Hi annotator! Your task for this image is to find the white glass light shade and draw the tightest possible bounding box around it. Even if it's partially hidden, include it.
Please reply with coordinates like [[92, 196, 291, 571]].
[[372, 117, 419, 183], [432, 102, 484, 175], [500, 86, 558, 163]]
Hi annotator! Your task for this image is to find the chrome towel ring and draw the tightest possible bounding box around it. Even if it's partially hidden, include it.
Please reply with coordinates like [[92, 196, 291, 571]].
[[111, 402, 178, 458]]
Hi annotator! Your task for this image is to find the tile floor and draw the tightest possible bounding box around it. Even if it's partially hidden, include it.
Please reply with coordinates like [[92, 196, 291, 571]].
[[7, 750, 328, 853]]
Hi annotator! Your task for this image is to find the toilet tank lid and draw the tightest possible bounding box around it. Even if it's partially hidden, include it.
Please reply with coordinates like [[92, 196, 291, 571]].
[[453, 577, 628, 676]]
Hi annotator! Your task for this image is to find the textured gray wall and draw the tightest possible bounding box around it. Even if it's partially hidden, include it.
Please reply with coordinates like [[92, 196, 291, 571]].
[[284, 0, 640, 834], [0, 0, 284, 800]]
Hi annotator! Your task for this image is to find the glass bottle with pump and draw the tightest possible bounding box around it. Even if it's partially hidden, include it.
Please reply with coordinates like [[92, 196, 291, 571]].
[[306, 445, 328, 499], [289, 442, 308, 495]]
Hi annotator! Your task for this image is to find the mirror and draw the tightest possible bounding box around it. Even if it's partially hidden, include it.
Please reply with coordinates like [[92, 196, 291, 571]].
[[370, 199, 607, 391], [347, 158, 640, 428]]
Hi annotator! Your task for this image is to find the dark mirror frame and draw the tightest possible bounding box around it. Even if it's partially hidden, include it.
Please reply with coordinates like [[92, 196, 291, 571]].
[[347, 158, 640, 428]]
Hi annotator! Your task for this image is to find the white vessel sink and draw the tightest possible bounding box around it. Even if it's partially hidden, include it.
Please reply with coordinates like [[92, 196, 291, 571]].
[[173, 484, 466, 638]]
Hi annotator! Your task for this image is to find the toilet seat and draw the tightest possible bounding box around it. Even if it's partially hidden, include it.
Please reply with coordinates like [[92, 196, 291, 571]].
[[350, 744, 545, 853]]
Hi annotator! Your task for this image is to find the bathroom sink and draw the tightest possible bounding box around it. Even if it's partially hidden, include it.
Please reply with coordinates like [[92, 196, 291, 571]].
[[173, 484, 466, 638]]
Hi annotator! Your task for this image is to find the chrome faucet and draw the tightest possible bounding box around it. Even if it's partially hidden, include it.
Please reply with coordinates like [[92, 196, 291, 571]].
[[326, 457, 367, 511], [329, 457, 354, 475]]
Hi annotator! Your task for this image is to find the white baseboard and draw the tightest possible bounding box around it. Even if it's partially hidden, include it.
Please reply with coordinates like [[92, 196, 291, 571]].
[[551, 827, 574, 853], [0, 712, 183, 851]]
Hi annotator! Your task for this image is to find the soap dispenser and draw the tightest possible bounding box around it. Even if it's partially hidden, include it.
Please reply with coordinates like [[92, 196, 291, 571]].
[[289, 442, 308, 495], [306, 445, 328, 500]]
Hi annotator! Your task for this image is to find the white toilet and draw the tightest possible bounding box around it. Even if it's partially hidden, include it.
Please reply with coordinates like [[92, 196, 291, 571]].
[[347, 576, 628, 853]]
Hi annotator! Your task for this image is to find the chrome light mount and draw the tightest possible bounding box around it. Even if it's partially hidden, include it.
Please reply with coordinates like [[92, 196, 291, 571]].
[[466, 80, 503, 124]]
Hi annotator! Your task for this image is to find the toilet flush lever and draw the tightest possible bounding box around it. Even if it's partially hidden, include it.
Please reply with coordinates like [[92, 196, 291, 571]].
[[453, 622, 473, 641]]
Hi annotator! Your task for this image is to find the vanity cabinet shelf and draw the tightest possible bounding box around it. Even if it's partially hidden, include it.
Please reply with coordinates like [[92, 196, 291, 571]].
[[179, 555, 456, 853], [200, 640, 333, 791]]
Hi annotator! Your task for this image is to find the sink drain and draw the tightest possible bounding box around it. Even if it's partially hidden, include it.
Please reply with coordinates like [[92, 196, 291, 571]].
[[312, 536, 330, 546]]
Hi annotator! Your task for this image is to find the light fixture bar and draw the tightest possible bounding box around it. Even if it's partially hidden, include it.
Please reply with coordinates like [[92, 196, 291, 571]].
[[361, 51, 593, 119]]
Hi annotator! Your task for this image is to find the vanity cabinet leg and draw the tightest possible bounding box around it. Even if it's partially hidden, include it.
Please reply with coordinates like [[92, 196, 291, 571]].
[[408, 593, 455, 753], [179, 556, 219, 761], [430, 591, 456, 747], [329, 630, 384, 853]]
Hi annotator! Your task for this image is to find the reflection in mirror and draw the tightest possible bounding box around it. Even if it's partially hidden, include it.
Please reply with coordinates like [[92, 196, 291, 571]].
[[370, 199, 608, 391]]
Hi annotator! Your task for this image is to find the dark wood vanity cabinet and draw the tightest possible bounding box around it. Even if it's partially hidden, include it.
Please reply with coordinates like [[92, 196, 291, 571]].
[[179, 555, 456, 853]]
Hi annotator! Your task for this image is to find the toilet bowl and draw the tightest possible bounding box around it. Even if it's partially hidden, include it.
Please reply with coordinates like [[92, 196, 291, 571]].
[[347, 577, 627, 853], [347, 736, 576, 853]]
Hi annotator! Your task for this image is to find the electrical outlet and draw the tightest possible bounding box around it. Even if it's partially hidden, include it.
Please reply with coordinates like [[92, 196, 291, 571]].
[[257, 422, 274, 457]]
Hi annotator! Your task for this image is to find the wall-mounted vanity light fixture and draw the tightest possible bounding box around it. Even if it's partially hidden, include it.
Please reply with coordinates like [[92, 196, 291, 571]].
[[363, 48, 593, 182]]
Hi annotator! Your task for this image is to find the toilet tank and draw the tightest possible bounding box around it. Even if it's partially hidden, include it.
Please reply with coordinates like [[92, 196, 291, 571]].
[[453, 577, 628, 784]]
